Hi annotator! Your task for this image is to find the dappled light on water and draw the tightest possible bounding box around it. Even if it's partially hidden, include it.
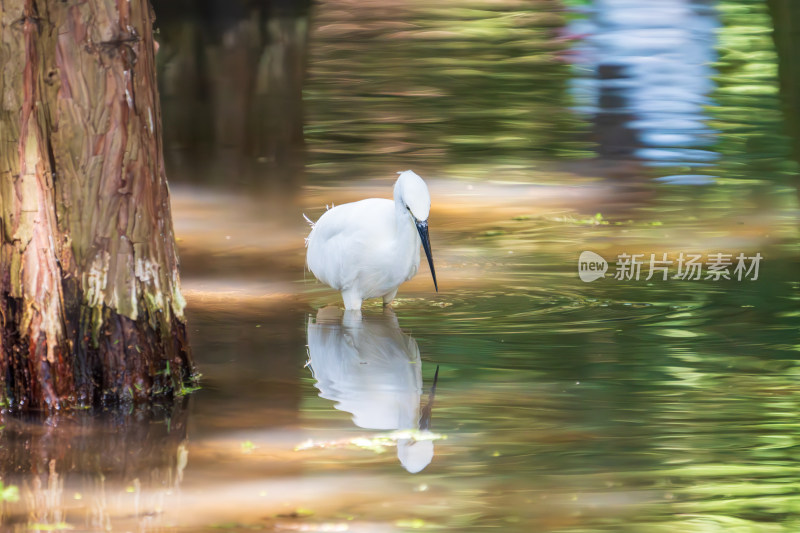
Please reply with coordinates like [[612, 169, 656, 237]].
[[4, 0, 800, 531]]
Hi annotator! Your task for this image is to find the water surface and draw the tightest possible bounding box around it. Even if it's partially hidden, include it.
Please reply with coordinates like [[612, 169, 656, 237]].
[[4, 0, 800, 532]]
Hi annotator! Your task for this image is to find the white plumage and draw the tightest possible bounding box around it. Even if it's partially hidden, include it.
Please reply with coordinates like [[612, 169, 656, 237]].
[[305, 170, 438, 310]]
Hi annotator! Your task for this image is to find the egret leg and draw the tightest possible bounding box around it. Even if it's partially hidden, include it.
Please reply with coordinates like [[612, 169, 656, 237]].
[[342, 309, 363, 327], [341, 289, 362, 310], [382, 289, 398, 307]]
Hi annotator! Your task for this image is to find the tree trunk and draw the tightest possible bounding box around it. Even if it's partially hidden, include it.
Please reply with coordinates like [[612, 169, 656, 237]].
[[0, 0, 195, 410]]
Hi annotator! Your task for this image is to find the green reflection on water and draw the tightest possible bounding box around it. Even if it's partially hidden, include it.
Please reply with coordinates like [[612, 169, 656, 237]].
[[305, 0, 592, 174], [301, 250, 800, 532], [711, 0, 799, 182], [300, 15, 800, 509]]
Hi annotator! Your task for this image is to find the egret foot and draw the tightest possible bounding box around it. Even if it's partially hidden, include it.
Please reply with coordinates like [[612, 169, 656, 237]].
[[382, 289, 398, 307], [342, 289, 362, 311], [342, 309, 363, 327]]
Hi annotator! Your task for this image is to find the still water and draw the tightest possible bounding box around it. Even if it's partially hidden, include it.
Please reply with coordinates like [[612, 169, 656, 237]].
[[4, 0, 800, 531]]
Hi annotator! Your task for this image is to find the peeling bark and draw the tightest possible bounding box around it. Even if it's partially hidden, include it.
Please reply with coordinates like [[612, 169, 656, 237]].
[[0, 0, 195, 410]]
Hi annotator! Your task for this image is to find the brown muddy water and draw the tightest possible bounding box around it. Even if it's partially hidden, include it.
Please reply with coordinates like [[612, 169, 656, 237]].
[[4, 0, 800, 532]]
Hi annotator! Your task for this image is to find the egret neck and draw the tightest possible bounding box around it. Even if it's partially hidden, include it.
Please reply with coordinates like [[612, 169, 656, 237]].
[[394, 171, 438, 293]]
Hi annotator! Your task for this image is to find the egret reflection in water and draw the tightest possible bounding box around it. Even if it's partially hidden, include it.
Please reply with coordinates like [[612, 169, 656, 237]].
[[306, 307, 436, 473]]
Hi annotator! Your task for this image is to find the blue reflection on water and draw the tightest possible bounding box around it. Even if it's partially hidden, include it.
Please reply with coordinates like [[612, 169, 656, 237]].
[[569, 0, 720, 170]]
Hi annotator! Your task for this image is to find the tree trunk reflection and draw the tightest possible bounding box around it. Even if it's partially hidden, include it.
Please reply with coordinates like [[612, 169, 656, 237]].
[[154, 0, 311, 197]]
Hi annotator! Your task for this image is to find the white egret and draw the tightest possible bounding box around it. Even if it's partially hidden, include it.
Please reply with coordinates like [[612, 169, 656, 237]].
[[305, 170, 438, 310]]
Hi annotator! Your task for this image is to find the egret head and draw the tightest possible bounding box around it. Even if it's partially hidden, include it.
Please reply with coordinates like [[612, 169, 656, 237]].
[[395, 170, 431, 221], [397, 437, 434, 474], [394, 170, 438, 292]]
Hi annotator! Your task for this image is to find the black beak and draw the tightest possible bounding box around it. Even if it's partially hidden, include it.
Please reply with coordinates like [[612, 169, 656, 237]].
[[415, 220, 438, 292], [419, 365, 439, 430]]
